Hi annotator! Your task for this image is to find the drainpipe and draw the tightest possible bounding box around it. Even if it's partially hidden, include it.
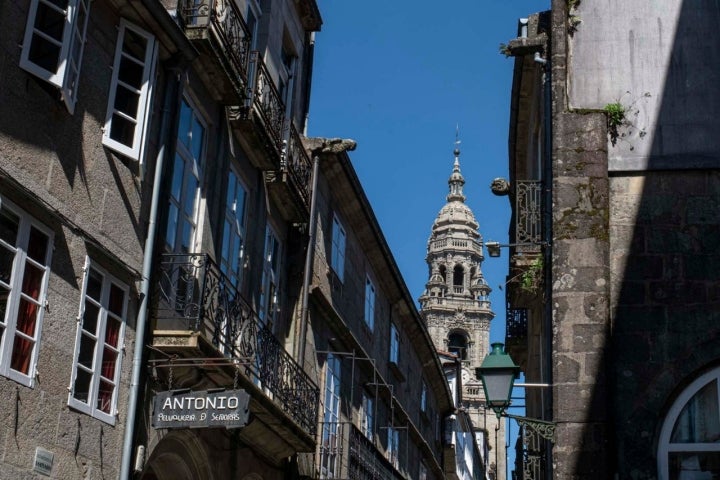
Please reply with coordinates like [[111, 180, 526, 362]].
[[540, 51, 554, 480], [119, 71, 179, 480], [298, 153, 321, 368]]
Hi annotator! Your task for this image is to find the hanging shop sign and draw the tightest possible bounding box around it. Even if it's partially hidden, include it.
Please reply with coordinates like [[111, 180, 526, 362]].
[[152, 389, 250, 429]]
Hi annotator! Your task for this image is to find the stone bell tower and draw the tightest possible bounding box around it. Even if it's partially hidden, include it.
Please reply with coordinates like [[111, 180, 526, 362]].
[[418, 144, 505, 479]]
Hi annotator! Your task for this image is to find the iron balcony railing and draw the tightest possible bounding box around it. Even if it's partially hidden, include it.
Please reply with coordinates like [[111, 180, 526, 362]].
[[284, 122, 313, 206], [506, 307, 528, 344], [155, 253, 319, 435], [246, 51, 286, 157], [348, 424, 402, 480], [514, 180, 542, 248], [314, 422, 402, 480], [177, 0, 252, 98]]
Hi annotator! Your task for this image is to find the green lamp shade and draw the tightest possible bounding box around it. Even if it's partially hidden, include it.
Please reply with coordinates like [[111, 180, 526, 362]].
[[476, 343, 520, 415]]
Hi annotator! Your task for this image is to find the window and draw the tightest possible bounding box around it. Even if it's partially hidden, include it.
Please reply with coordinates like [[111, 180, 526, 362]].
[[0, 200, 53, 387], [364, 276, 375, 331], [102, 20, 158, 161], [448, 332, 468, 360], [321, 354, 342, 478], [330, 214, 346, 282], [419, 463, 427, 480], [68, 258, 128, 425], [361, 392, 374, 440], [20, 0, 91, 113], [220, 168, 248, 290], [389, 322, 399, 365], [658, 367, 720, 479], [421, 381, 427, 413], [258, 225, 281, 327], [166, 97, 205, 254], [387, 426, 400, 469]]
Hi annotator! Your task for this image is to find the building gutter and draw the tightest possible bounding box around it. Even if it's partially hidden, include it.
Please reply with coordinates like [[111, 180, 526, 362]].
[[119, 70, 179, 479]]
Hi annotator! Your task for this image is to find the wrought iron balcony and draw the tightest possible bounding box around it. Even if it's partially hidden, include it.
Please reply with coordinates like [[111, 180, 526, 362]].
[[505, 305, 528, 370], [312, 422, 403, 480], [514, 180, 542, 250], [245, 51, 286, 160], [152, 253, 318, 437], [176, 0, 252, 103]]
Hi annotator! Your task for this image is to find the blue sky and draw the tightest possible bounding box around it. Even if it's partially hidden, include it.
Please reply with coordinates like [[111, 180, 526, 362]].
[[308, 0, 548, 345]]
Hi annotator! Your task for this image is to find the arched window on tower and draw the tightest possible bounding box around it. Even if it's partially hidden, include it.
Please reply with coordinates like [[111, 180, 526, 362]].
[[448, 332, 468, 360], [439, 265, 447, 283], [453, 265, 464, 293]]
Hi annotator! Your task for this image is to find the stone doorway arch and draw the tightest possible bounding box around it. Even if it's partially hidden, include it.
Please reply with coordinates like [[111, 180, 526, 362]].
[[140, 431, 214, 480]]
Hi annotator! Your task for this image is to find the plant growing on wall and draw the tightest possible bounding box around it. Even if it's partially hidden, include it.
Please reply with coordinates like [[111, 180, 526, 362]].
[[604, 102, 625, 144], [603, 92, 651, 146], [520, 257, 544, 294]]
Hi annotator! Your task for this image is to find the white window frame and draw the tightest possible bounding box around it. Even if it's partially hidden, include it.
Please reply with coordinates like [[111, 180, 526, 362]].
[[389, 322, 399, 365], [102, 19, 158, 162], [361, 392, 374, 440], [220, 167, 248, 290], [387, 425, 400, 469], [68, 257, 128, 425], [321, 353, 342, 478], [364, 275, 375, 331], [258, 224, 282, 327], [0, 198, 54, 387], [165, 96, 206, 254], [657, 367, 720, 479], [20, 0, 91, 113], [330, 214, 346, 282]]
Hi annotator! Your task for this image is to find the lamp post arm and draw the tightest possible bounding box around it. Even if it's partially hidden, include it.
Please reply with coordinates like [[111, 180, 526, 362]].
[[504, 413, 556, 443]]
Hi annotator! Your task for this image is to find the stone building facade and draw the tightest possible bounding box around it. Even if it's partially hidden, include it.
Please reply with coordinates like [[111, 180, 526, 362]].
[[501, 1, 720, 478], [419, 148, 502, 479], [0, 0, 461, 478]]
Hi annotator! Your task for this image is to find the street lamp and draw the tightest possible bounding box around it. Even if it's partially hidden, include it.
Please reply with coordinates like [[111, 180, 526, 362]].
[[484, 241, 548, 258], [475, 343, 520, 418], [475, 343, 556, 443]]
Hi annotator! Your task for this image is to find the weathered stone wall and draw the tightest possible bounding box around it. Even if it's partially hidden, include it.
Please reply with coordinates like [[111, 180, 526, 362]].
[[609, 171, 720, 478]]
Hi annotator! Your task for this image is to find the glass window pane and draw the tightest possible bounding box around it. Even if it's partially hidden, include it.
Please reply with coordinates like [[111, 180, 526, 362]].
[[33, 3, 66, 41], [669, 452, 720, 479], [108, 283, 125, 317], [121, 28, 148, 63], [672, 380, 720, 443], [0, 208, 19, 246], [86, 269, 102, 301], [118, 55, 144, 90], [0, 245, 15, 285], [78, 334, 95, 368], [82, 301, 100, 335], [21, 262, 43, 300], [170, 154, 184, 200], [0, 284, 9, 324], [73, 368, 92, 403], [10, 335, 34, 374], [105, 316, 121, 348], [178, 100, 192, 150], [16, 298, 38, 336], [109, 113, 136, 147], [98, 380, 113, 413], [165, 203, 179, 250], [101, 348, 117, 379], [191, 118, 204, 161], [27, 226, 49, 264]]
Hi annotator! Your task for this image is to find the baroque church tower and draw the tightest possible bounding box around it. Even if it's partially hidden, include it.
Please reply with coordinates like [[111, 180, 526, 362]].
[[419, 144, 506, 479]]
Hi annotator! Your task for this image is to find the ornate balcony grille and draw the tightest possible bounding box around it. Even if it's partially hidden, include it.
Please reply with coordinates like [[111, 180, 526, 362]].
[[506, 307, 528, 344], [518, 424, 547, 480], [515, 180, 542, 247], [155, 253, 318, 435], [284, 123, 313, 205], [247, 51, 286, 157], [348, 424, 402, 480], [177, 0, 252, 97]]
